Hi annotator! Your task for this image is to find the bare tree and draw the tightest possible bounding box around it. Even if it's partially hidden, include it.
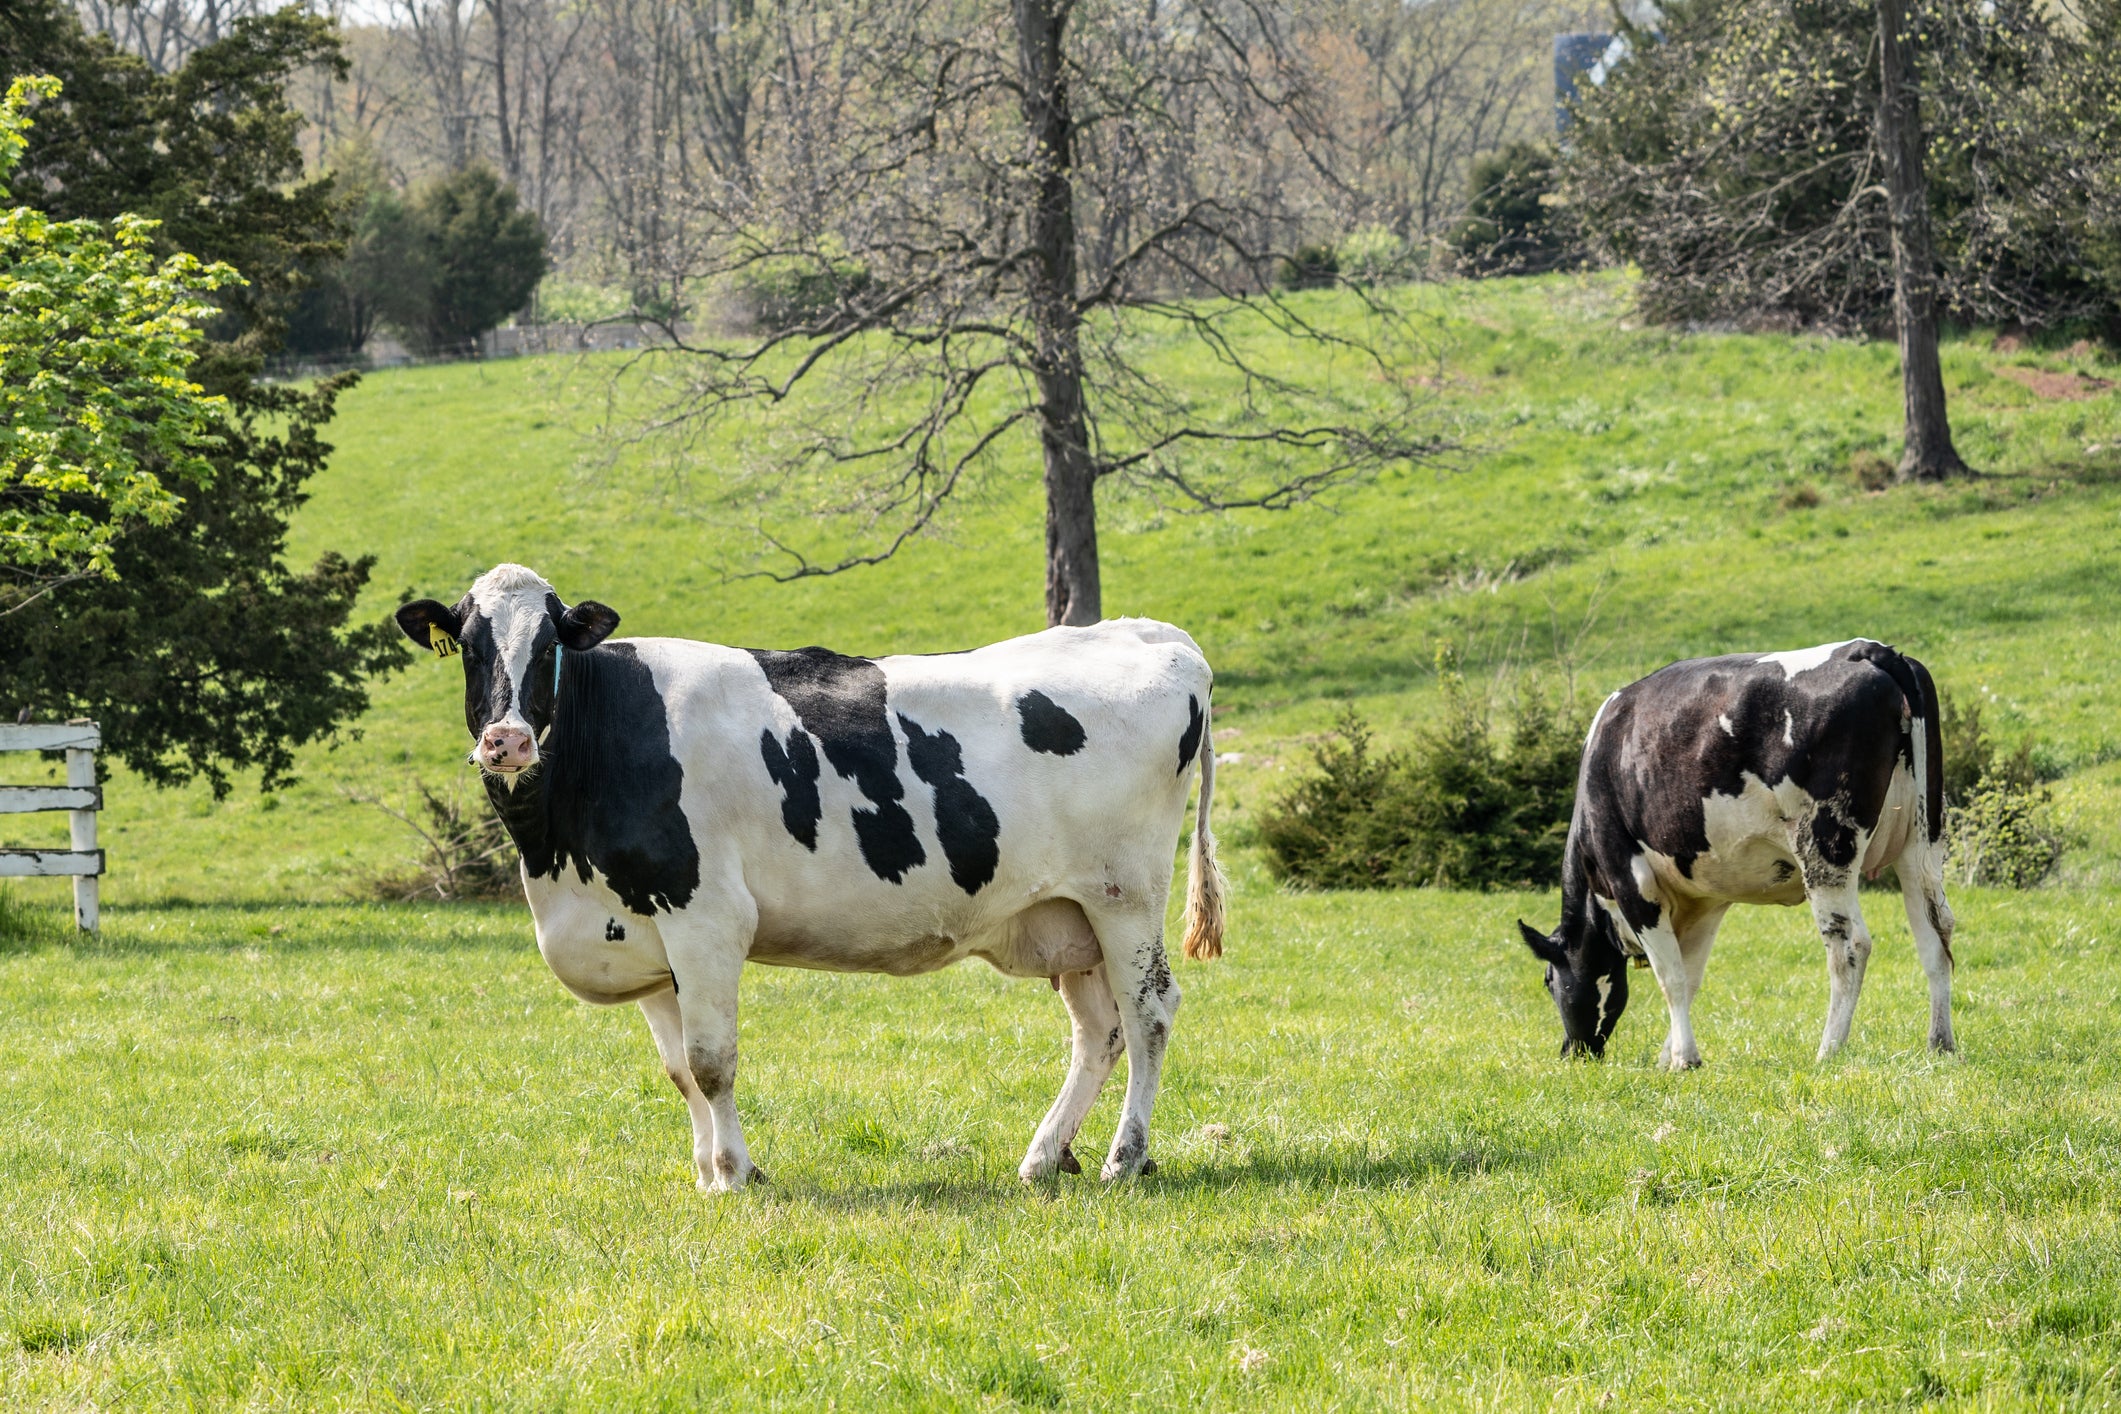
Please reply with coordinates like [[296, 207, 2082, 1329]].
[[1324, 0, 1565, 242], [75, 0, 280, 74], [1875, 0, 1965, 480], [604, 0, 1448, 627]]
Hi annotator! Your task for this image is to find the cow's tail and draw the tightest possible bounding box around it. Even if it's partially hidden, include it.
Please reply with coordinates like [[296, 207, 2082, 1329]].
[[1180, 717, 1226, 961], [1906, 652, 1946, 844]]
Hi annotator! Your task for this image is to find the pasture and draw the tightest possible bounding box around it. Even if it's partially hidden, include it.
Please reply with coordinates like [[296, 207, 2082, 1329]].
[[5, 888, 2120, 1407], [4, 270, 2121, 1407]]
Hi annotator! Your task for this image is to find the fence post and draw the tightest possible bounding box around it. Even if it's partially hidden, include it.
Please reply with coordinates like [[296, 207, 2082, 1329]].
[[67, 734, 98, 931], [0, 720, 103, 931]]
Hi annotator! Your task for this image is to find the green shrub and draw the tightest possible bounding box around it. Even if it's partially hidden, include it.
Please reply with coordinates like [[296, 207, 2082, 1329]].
[[1940, 690, 2065, 887], [732, 253, 872, 332], [1258, 649, 1583, 890], [1337, 225, 1418, 286], [1275, 243, 1341, 291], [1947, 781, 2065, 888], [1448, 141, 1578, 278]]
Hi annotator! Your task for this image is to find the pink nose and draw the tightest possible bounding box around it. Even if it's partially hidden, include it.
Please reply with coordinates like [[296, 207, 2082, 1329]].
[[479, 725, 536, 769]]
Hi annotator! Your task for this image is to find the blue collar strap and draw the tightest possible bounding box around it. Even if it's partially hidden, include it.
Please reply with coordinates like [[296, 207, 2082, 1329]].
[[554, 643, 563, 697]]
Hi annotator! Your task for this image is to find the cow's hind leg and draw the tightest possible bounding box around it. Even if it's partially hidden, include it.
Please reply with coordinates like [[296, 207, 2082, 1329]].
[[1898, 844, 1957, 1053], [1085, 900, 1179, 1181], [1019, 965, 1125, 1182], [1799, 837, 1875, 1061]]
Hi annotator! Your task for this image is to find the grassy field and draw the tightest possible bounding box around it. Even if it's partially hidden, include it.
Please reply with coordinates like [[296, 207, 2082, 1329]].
[[5, 885, 2120, 1409], [3, 270, 2120, 1407]]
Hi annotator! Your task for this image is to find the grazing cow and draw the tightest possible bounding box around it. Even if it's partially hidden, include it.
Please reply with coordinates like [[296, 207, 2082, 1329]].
[[1517, 639, 1954, 1069], [395, 564, 1223, 1189]]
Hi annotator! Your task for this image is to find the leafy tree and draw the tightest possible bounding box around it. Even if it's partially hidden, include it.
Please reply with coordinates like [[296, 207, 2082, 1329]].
[[1563, 0, 2105, 336], [0, 75, 238, 609], [285, 139, 413, 359], [0, 2, 401, 793], [382, 163, 548, 354], [1448, 140, 1575, 277]]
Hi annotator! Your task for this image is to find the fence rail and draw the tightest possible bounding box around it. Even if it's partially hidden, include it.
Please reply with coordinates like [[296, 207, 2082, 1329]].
[[0, 721, 102, 930]]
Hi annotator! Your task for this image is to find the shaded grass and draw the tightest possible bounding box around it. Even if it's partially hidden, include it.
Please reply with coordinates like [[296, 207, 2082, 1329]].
[[2, 884, 2119, 1407]]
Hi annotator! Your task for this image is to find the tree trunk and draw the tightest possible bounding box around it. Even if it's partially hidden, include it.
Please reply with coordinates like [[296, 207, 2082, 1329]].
[[486, 0, 518, 185], [1876, 0, 1966, 482], [1016, 0, 1101, 627]]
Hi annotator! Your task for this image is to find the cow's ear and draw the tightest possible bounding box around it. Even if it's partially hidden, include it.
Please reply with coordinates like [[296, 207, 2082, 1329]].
[[557, 599, 620, 651], [1518, 919, 1568, 967], [396, 599, 462, 652]]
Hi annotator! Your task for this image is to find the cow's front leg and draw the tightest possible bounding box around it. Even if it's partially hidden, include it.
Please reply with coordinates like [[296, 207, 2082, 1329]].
[[1020, 964, 1125, 1181], [639, 989, 720, 1188], [1635, 915, 1700, 1071], [663, 914, 761, 1192], [1085, 900, 1178, 1181]]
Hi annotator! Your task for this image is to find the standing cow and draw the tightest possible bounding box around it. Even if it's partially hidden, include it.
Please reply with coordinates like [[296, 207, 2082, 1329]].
[[396, 564, 1224, 1189], [1518, 639, 1954, 1068]]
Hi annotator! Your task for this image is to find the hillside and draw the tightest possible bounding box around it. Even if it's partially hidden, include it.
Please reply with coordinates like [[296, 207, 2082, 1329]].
[[14, 270, 2121, 903]]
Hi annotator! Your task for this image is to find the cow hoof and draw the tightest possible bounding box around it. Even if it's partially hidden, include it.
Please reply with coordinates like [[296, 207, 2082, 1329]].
[[1100, 1155, 1153, 1182], [701, 1153, 763, 1193], [1930, 1034, 1957, 1055], [1057, 1144, 1082, 1175]]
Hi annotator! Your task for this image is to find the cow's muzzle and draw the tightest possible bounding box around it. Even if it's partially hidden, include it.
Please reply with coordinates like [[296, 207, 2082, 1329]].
[[477, 724, 538, 773]]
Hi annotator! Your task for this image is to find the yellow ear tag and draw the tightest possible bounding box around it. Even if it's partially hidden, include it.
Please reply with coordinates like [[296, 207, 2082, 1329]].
[[429, 624, 461, 659]]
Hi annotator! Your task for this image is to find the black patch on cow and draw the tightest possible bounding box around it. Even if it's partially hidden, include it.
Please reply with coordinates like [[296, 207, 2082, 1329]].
[[758, 726, 823, 851], [605, 918, 626, 941], [1017, 689, 1087, 756], [747, 647, 925, 884], [1822, 912, 1851, 943], [1176, 694, 1204, 776], [1772, 859, 1796, 884], [899, 713, 1000, 895], [483, 641, 700, 916]]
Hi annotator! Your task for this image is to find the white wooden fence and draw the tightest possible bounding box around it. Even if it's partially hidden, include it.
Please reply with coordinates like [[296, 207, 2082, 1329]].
[[0, 721, 102, 930]]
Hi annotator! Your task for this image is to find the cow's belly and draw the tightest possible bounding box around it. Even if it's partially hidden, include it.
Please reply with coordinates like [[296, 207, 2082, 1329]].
[[523, 872, 674, 1003], [1658, 841, 1809, 906], [746, 897, 1103, 979]]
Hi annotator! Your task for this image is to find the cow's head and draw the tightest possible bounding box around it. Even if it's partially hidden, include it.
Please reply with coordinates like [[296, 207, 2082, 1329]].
[[396, 564, 620, 781], [1517, 913, 1629, 1058]]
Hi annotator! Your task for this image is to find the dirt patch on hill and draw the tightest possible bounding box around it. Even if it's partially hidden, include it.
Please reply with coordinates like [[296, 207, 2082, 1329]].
[[1996, 365, 2115, 400]]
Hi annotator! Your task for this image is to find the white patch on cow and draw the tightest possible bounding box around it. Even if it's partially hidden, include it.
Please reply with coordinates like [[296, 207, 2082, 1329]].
[[1718, 713, 1735, 737], [470, 562, 555, 741], [1585, 691, 1622, 747], [1677, 770, 1814, 904], [1783, 709, 1795, 747], [1756, 639, 1866, 679], [1595, 973, 1614, 1029]]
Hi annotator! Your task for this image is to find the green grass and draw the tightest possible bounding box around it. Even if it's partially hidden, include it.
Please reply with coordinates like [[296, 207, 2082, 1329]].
[[3, 270, 2121, 1406], [4, 886, 2119, 1407]]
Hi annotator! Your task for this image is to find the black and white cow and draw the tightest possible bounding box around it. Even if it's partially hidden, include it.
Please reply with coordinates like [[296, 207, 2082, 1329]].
[[1518, 639, 1955, 1069], [395, 564, 1223, 1189]]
